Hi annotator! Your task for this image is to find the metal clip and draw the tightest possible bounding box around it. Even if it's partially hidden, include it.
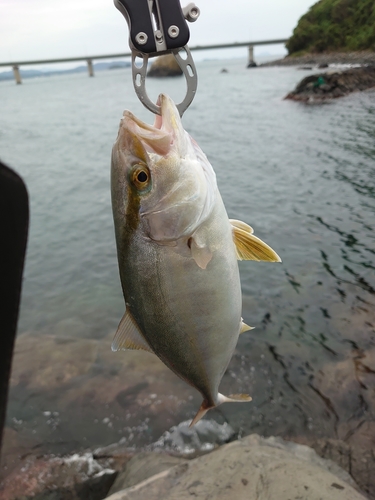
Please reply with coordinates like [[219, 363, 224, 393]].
[[114, 0, 200, 116]]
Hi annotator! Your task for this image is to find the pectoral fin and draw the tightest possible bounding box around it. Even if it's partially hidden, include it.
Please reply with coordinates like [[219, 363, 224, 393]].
[[112, 310, 154, 353], [189, 236, 213, 270], [231, 222, 281, 262], [230, 219, 254, 234]]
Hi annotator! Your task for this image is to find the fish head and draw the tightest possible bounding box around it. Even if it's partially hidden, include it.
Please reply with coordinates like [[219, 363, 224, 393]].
[[111, 94, 216, 242]]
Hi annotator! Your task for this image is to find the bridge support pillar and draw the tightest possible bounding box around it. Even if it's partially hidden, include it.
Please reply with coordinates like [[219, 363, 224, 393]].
[[87, 59, 94, 77], [247, 46, 257, 68], [12, 65, 22, 84]]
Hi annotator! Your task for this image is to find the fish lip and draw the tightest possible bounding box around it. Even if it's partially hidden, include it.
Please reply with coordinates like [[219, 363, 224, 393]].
[[121, 94, 175, 132], [118, 94, 183, 156]]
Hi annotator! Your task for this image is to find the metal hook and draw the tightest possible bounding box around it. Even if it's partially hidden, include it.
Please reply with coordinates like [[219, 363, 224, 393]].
[[131, 45, 198, 117]]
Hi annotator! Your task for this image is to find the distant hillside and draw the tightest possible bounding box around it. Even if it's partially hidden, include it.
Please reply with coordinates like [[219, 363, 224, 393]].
[[286, 0, 375, 55]]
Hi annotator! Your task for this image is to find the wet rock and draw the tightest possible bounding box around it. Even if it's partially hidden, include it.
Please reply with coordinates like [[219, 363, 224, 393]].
[[2, 331, 197, 471], [0, 452, 117, 500], [312, 347, 375, 427], [290, 347, 375, 498], [107, 452, 185, 496], [147, 54, 182, 77], [308, 438, 375, 500], [285, 66, 375, 102], [103, 434, 367, 500]]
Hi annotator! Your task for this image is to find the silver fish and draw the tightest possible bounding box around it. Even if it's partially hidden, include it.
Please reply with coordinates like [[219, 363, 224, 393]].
[[111, 94, 281, 425]]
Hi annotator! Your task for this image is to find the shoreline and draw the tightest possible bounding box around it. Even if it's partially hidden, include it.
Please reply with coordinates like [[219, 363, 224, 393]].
[[261, 50, 375, 67], [1, 431, 373, 500]]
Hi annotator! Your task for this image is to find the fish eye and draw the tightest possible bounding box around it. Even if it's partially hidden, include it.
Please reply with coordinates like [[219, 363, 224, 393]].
[[137, 171, 148, 183], [131, 164, 151, 191]]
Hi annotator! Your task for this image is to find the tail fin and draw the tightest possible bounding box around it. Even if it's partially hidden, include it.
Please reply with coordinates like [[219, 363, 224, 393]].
[[189, 393, 252, 427]]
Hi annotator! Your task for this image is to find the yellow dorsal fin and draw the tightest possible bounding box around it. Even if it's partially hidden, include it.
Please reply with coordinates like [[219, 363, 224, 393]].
[[231, 224, 281, 262], [230, 219, 254, 234], [112, 310, 154, 353]]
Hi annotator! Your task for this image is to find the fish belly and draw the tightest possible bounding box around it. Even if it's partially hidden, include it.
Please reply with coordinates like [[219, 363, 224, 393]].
[[120, 196, 242, 404]]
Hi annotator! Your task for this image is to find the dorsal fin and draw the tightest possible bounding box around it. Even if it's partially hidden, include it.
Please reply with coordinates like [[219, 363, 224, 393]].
[[112, 310, 154, 353], [231, 221, 281, 262]]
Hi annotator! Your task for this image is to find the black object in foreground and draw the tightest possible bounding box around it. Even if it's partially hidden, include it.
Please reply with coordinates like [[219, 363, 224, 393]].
[[0, 160, 29, 454], [285, 66, 375, 102]]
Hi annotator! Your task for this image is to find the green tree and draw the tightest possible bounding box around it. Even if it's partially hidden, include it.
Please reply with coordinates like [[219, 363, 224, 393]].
[[286, 0, 375, 54]]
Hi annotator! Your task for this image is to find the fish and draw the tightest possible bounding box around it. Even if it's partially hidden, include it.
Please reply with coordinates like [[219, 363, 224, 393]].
[[111, 94, 281, 426]]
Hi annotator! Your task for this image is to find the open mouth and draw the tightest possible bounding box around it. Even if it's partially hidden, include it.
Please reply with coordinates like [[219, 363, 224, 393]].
[[121, 94, 177, 155]]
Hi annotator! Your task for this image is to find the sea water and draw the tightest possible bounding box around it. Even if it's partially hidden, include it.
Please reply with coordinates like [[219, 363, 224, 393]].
[[1, 58, 374, 458]]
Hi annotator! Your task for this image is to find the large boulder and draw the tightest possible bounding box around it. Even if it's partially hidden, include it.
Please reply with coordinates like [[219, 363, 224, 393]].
[[104, 434, 367, 500], [147, 54, 183, 77], [285, 66, 375, 102]]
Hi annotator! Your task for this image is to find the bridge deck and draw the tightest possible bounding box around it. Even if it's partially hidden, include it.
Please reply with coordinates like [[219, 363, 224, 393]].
[[0, 39, 288, 68]]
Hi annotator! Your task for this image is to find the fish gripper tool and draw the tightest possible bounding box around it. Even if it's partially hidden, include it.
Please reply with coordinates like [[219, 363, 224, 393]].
[[114, 0, 200, 116]]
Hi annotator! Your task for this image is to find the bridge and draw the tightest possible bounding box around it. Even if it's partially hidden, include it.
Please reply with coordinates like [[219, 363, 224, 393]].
[[0, 38, 288, 84]]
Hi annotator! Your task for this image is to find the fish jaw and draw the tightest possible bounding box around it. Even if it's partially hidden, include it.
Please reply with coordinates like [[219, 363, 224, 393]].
[[112, 94, 217, 244]]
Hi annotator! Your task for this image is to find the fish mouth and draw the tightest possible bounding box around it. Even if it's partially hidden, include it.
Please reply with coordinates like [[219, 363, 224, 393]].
[[119, 94, 185, 156]]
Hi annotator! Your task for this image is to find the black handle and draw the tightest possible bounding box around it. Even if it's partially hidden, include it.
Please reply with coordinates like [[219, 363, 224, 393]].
[[115, 0, 190, 54]]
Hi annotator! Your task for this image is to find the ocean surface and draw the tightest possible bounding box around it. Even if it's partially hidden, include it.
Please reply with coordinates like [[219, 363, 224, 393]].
[[1, 58, 375, 462]]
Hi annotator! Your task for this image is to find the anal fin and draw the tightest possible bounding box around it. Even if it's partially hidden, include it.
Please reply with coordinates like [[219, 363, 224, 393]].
[[112, 310, 154, 354], [240, 320, 254, 334]]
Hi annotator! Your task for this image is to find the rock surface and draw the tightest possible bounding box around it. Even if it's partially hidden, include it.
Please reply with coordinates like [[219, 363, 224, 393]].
[[0, 452, 118, 500], [107, 452, 185, 496], [300, 436, 375, 500], [285, 66, 375, 102], [147, 54, 182, 77], [104, 434, 368, 500]]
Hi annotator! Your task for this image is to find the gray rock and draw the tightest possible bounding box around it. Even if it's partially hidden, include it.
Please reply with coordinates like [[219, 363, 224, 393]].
[[0, 452, 117, 500], [104, 434, 368, 500], [306, 436, 375, 499], [147, 54, 182, 77], [107, 452, 186, 496], [285, 66, 375, 102]]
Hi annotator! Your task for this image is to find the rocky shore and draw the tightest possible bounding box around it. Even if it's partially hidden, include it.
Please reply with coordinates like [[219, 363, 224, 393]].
[[1, 420, 375, 500], [262, 50, 375, 67], [104, 435, 369, 500], [285, 66, 375, 102]]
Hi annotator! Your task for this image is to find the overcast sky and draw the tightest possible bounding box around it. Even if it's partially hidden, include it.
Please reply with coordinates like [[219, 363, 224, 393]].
[[1, 0, 316, 65]]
